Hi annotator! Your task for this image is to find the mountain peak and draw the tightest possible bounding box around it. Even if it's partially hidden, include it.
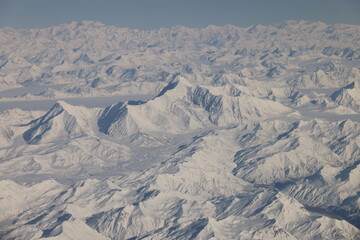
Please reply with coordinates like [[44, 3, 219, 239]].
[[55, 100, 79, 114], [65, 20, 106, 29], [330, 80, 360, 112], [49, 100, 83, 118], [23, 101, 98, 144], [155, 75, 193, 98], [344, 81, 358, 90]]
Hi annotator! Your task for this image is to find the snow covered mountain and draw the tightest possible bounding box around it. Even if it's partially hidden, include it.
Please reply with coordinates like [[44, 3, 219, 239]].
[[0, 21, 360, 239], [1, 20, 360, 99], [331, 81, 360, 112]]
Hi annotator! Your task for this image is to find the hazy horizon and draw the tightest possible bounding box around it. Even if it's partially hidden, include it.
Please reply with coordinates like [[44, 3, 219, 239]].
[[1, 0, 360, 30]]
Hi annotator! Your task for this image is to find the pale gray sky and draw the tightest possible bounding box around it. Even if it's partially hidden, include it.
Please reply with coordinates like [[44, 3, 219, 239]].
[[0, 0, 359, 29]]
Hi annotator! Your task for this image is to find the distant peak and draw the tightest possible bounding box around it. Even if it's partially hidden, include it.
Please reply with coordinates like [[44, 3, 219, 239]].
[[56, 100, 71, 108], [174, 75, 193, 86], [67, 21, 84, 28], [277, 19, 310, 27], [81, 20, 106, 27], [169, 25, 191, 31], [57, 20, 106, 30], [155, 76, 193, 98], [47, 101, 65, 113], [344, 81, 358, 89], [203, 25, 223, 31], [345, 81, 355, 89], [155, 79, 180, 98], [51, 100, 82, 116]]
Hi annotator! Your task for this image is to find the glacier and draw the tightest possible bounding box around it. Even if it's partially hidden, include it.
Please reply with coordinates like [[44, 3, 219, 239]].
[[0, 20, 360, 239]]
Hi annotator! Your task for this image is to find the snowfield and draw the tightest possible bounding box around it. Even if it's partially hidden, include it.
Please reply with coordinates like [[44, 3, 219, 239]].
[[0, 20, 360, 239]]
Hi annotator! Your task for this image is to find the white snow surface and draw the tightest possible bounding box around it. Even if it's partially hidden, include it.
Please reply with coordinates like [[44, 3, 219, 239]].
[[0, 20, 360, 239]]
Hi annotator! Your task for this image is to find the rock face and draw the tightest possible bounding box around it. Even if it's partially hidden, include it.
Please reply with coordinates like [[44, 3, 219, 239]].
[[0, 21, 360, 240]]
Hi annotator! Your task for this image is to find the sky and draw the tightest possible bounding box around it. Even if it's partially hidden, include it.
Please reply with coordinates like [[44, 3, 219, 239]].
[[0, 0, 360, 30]]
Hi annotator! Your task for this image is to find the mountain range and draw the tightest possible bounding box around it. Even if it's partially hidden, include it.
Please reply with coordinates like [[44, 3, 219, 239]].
[[0, 20, 359, 239]]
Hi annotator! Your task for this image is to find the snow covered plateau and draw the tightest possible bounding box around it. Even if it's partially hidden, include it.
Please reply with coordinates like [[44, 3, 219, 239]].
[[0, 20, 360, 239]]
